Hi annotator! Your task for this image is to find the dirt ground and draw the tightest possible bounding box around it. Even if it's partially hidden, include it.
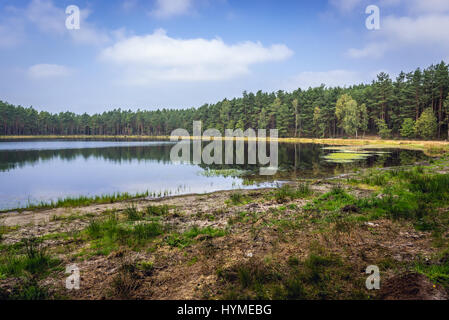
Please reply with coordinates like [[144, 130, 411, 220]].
[[1, 178, 448, 300]]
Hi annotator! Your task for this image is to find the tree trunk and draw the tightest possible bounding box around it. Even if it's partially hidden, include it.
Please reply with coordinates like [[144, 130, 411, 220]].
[[439, 88, 443, 139]]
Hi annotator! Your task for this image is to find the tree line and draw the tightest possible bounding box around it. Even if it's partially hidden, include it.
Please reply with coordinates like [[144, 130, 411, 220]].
[[1, 61, 449, 140]]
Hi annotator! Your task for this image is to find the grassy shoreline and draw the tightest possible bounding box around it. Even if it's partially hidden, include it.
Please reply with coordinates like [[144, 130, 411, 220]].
[[0, 191, 152, 214]]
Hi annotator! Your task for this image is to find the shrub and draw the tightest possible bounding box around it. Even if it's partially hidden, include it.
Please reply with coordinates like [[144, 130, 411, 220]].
[[274, 184, 311, 203], [376, 118, 392, 139], [400, 118, 416, 138], [415, 108, 437, 139], [110, 261, 140, 299], [229, 192, 245, 205]]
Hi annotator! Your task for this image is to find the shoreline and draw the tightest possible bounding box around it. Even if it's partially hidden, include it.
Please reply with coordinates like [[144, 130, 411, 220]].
[[1, 135, 448, 156]]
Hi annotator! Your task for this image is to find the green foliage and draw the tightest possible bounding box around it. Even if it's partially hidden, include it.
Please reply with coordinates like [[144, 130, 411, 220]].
[[415, 108, 437, 139], [313, 107, 326, 138], [335, 94, 368, 138], [376, 118, 392, 139], [400, 118, 416, 138]]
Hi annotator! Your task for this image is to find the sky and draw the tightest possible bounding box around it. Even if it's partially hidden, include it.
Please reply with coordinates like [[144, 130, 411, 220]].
[[1, 0, 449, 114]]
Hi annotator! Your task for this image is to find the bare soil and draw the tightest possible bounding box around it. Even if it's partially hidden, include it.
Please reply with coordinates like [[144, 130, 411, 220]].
[[0, 183, 446, 300]]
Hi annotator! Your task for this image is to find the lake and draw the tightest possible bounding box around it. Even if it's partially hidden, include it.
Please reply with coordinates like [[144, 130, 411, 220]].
[[0, 139, 428, 210]]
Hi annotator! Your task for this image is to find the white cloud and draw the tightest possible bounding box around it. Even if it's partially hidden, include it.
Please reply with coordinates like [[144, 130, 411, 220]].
[[383, 14, 449, 44], [348, 13, 449, 58], [22, 0, 110, 45], [100, 29, 293, 83], [69, 8, 111, 46], [406, 0, 449, 13], [347, 43, 388, 59], [28, 64, 72, 79], [25, 0, 65, 35], [330, 0, 449, 13], [288, 70, 366, 89], [150, 0, 193, 18]]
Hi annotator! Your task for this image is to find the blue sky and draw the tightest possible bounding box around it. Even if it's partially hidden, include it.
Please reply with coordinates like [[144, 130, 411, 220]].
[[1, 0, 449, 113]]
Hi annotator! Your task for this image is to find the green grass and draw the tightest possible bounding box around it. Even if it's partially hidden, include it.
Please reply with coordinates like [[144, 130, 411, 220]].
[[305, 167, 449, 233], [0, 278, 51, 300], [0, 237, 60, 278], [145, 204, 169, 216], [124, 205, 141, 221], [228, 192, 251, 205], [303, 186, 358, 224], [272, 183, 312, 203], [359, 169, 449, 226], [413, 251, 449, 291], [84, 214, 165, 255], [218, 245, 368, 300], [166, 226, 227, 249], [110, 262, 140, 299], [2, 191, 151, 212]]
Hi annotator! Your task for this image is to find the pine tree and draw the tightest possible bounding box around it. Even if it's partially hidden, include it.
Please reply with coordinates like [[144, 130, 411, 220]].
[[435, 61, 449, 138]]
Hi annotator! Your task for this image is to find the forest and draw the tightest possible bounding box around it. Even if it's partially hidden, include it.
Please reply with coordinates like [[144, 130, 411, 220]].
[[1, 61, 449, 140]]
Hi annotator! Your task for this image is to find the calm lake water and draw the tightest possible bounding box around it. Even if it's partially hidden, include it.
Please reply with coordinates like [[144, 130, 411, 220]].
[[0, 139, 428, 210]]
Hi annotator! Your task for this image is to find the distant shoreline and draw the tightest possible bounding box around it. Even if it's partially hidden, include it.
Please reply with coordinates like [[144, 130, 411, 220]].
[[1, 135, 449, 155]]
